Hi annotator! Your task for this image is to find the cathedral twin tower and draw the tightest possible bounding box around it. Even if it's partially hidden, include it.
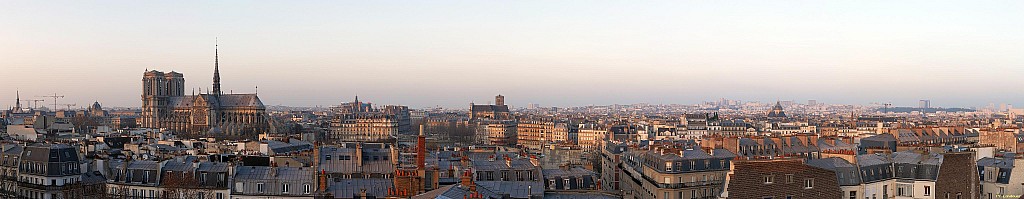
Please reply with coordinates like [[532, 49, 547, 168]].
[[140, 44, 269, 138]]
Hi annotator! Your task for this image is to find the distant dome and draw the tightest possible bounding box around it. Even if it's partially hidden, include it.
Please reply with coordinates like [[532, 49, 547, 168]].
[[767, 101, 787, 118], [91, 101, 102, 110]]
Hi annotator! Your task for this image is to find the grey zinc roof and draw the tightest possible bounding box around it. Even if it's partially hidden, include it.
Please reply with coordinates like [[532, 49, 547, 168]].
[[978, 157, 1015, 169], [806, 157, 857, 170], [327, 178, 393, 198], [544, 192, 622, 199], [128, 160, 161, 170], [711, 148, 737, 159], [542, 168, 596, 178], [475, 181, 544, 199], [892, 151, 923, 164], [162, 160, 195, 172], [864, 133, 897, 142], [471, 158, 536, 171], [411, 184, 458, 199], [234, 166, 314, 182], [197, 162, 230, 173], [857, 153, 893, 167], [81, 171, 107, 184], [23, 143, 79, 163]]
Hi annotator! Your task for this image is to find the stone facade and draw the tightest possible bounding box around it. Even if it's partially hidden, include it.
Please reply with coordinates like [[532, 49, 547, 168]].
[[140, 49, 269, 138]]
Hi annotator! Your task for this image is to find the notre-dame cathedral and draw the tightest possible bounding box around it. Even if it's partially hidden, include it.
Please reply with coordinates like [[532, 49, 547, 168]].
[[140, 45, 269, 138]]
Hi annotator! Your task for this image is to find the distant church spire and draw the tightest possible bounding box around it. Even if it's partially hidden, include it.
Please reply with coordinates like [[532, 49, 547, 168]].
[[14, 90, 21, 109], [213, 38, 222, 96]]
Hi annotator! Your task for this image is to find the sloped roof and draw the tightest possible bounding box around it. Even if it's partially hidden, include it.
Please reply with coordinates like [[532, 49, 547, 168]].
[[475, 181, 544, 199], [328, 178, 392, 198], [217, 94, 264, 108], [806, 157, 856, 170]]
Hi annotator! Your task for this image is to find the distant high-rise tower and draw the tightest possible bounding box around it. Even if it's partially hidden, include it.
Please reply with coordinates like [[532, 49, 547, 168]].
[[919, 100, 931, 109], [495, 94, 504, 106]]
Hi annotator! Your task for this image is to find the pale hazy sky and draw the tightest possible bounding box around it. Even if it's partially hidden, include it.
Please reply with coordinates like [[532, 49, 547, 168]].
[[2, 1, 1023, 109]]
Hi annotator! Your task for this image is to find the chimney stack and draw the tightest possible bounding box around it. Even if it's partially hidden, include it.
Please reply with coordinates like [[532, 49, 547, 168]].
[[417, 125, 426, 170]]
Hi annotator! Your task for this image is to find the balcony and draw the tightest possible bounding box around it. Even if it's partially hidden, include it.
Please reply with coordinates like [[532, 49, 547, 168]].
[[655, 181, 723, 189], [18, 182, 68, 191]]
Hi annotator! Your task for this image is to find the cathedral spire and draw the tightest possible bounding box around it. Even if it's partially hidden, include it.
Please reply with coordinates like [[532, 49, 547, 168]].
[[213, 38, 222, 96]]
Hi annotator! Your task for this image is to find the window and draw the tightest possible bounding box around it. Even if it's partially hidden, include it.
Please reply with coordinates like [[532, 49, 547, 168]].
[[201, 172, 208, 184], [897, 183, 913, 197], [304, 184, 311, 194], [283, 183, 290, 193], [216, 193, 224, 199], [257, 183, 264, 193], [235, 182, 244, 192], [924, 186, 930, 196], [849, 191, 856, 199], [325, 155, 331, 160], [763, 175, 774, 184], [786, 174, 794, 183], [804, 178, 813, 189]]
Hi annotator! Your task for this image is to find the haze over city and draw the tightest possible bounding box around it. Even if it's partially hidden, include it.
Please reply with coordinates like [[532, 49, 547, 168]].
[[3, 1, 1023, 108]]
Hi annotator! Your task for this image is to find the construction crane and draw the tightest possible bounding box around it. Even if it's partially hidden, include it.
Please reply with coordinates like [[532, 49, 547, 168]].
[[36, 93, 64, 111], [59, 104, 77, 111], [28, 99, 45, 110]]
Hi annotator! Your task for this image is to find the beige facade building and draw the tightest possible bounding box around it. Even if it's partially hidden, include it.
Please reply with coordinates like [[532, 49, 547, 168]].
[[577, 124, 607, 151]]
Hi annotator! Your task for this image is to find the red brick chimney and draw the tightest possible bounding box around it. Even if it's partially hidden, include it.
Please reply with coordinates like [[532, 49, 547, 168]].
[[461, 169, 476, 192], [417, 125, 426, 170]]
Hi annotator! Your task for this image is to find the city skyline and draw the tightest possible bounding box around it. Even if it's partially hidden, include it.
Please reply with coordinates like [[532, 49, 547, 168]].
[[3, 1, 1024, 108]]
